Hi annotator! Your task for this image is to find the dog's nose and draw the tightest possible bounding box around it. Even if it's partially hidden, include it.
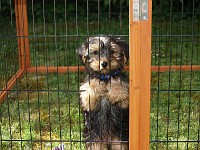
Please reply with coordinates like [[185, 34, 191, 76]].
[[101, 62, 108, 68]]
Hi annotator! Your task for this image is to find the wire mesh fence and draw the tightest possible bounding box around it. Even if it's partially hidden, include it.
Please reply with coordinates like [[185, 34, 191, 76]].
[[0, 0, 199, 150], [150, 0, 200, 149]]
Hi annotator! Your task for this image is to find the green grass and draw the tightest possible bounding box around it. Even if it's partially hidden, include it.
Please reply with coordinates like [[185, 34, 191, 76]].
[[0, 73, 85, 149], [150, 71, 200, 149], [0, 71, 199, 149]]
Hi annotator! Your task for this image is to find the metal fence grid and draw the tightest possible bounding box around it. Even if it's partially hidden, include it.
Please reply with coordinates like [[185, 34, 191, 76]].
[[150, 0, 200, 149], [0, 0, 199, 150]]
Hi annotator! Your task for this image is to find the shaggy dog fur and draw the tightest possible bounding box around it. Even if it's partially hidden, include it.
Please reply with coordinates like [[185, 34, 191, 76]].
[[77, 36, 129, 150]]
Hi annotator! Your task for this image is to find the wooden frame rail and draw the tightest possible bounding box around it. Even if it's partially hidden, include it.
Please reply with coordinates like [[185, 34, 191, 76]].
[[0, 70, 25, 103], [26, 65, 200, 73], [1, 65, 199, 103], [0, 0, 29, 103]]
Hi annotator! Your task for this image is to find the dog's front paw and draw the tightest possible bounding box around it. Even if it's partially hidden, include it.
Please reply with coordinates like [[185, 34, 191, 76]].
[[80, 79, 107, 111], [107, 78, 129, 108]]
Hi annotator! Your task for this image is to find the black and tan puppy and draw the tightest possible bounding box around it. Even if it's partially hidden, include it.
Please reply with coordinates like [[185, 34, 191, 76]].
[[77, 36, 129, 150]]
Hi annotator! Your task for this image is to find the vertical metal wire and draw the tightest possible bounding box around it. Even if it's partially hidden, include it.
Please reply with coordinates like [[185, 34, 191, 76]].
[[16, 79, 23, 149], [108, 0, 111, 35], [7, 97, 13, 148], [98, 1, 102, 144], [31, 0, 43, 148], [198, 111, 200, 149], [53, 0, 62, 146], [87, 0, 89, 35], [119, 1, 122, 33], [176, 0, 184, 149], [155, 1, 163, 148], [0, 1, 1, 18], [98, 0, 100, 33], [78, 64, 82, 149], [9, 0, 13, 26], [39, 2, 46, 147], [166, 0, 173, 149], [64, 1, 71, 147], [78, 2, 83, 148], [18, 0, 33, 148], [68, 86, 72, 149], [75, 0, 79, 35], [186, 0, 195, 149], [44, 2, 52, 148], [31, 0, 37, 69], [10, 0, 23, 148]]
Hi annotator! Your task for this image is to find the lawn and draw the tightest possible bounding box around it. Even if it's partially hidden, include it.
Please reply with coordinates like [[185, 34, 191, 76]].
[[1, 71, 199, 149], [150, 71, 200, 149], [0, 73, 84, 149]]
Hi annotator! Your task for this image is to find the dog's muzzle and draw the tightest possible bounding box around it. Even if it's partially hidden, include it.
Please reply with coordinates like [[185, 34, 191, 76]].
[[101, 62, 108, 68]]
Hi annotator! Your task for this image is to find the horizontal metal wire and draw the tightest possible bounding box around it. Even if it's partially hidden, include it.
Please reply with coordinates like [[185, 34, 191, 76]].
[[0, 139, 198, 143], [1, 34, 200, 38], [0, 139, 129, 143], [0, 89, 83, 92], [150, 140, 200, 143]]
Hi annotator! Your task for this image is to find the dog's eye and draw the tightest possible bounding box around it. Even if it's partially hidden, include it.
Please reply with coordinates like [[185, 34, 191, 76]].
[[109, 50, 114, 55], [93, 51, 99, 55]]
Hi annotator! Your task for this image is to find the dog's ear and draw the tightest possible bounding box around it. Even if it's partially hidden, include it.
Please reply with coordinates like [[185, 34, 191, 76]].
[[76, 42, 88, 64], [116, 38, 129, 64]]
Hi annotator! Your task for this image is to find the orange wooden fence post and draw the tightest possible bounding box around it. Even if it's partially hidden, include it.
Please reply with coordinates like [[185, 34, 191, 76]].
[[0, 0, 30, 103], [15, 0, 30, 69], [129, 0, 152, 150]]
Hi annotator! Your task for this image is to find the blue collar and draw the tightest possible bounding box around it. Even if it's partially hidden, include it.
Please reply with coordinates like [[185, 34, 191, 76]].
[[98, 68, 121, 81]]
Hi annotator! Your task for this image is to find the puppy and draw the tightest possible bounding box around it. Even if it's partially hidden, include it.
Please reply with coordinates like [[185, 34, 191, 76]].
[[77, 35, 129, 150]]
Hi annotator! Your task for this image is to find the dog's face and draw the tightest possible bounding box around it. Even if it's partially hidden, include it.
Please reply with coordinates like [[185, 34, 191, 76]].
[[77, 36, 129, 75]]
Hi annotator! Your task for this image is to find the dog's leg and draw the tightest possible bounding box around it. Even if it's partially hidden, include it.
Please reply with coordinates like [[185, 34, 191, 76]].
[[110, 138, 128, 150], [106, 79, 129, 109], [86, 142, 106, 150]]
